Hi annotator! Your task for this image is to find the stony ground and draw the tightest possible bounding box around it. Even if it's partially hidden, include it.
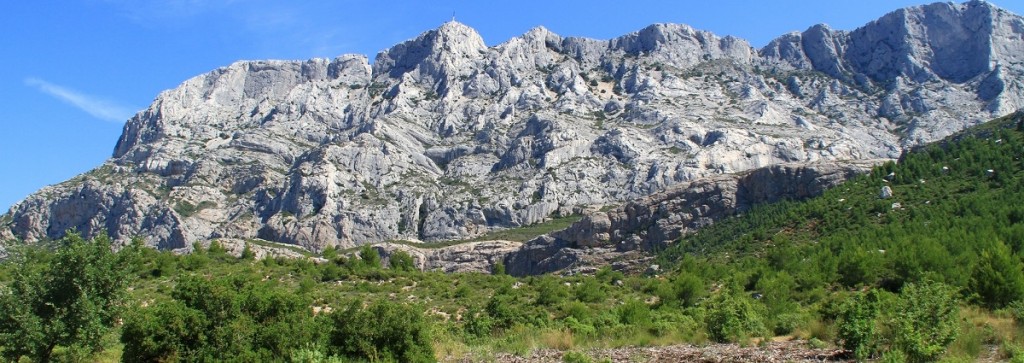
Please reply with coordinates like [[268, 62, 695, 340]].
[[454, 341, 851, 362]]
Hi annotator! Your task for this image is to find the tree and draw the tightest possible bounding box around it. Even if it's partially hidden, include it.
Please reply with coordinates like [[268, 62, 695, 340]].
[[535, 275, 569, 306], [891, 281, 960, 362], [389, 250, 416, 272], [705, 291, 767, 343], [359, 245, 381, 269], [574, 277, 607, 303], [492, 261, 506, 275], [120, 300, 208, 362], [0, 232, 138, 363], [837, 290, 884, 360], [240, 242, 256, 260], [970, 241, 1024, 309], [121, 275, 323, 362], [328, 300, 434, 363], [673, 272, 706, 308]]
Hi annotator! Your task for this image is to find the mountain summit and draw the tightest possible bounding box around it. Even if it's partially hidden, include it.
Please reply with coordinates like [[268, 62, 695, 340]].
[[3, 1, 1024, 253]]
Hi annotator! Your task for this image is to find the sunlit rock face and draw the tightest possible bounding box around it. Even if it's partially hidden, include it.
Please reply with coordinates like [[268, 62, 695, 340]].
[[4, 1, 1024, 255]]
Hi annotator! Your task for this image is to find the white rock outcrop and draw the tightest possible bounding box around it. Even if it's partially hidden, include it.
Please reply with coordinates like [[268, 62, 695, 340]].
[[3, 1, 1023, 255]]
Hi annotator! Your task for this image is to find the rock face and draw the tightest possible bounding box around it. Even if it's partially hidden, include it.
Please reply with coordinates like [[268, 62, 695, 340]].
[[374, 241, 523, 274], [503, 161, 877, 276], [3, 1, 1024, 256]]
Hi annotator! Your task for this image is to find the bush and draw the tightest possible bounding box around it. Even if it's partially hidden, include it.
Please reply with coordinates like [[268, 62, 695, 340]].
[[462, 307, 494, 339], [890, 281, 960, 362], [121, 300, 208, 362], [487, 288, 525, 330], [291, 346, 346, 363], [673, 272, 706, 308], [595, 266, 624, 284], [389, 250, 416, 272], [328, 300, 434, 363], [0, 232, 138, 363], [1008, 300, 1024, 325], [122, 276, 322, 362], [837, 290, 884, 360], [836, 282, 959, 362], [321, 246, 338, 260], [970, 241, 1024, 309], [240, 243, 255, 260], [564, 316, 597, 338], [359, 245, 381, 269], [535, 276, 570, 306], [704, 292, 766, 343], [562, 350, 594, 363], [574, 277, 607, 303]]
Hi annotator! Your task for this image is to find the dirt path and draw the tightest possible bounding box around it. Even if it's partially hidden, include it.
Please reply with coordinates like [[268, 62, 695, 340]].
[[469, 341, 851, 362]]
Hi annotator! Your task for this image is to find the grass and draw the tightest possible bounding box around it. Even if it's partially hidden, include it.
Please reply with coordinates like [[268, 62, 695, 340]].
[[173, 200, 217, 217], [245, 238, 316, 257], [373, 214, 584, 252], [466, 214, 582, 243]]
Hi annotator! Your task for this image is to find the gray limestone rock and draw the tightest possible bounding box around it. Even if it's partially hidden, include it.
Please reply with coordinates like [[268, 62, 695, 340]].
[[503, 161, 877, 275], [372, 241, 522, 273], [880, 186, 895, 199], [4, 2, 1024, 271]]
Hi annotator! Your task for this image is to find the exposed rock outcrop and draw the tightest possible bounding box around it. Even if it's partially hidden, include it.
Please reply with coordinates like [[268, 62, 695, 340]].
[[3, 2, 1023, 266], [503, 161, 877, 275], [374, 241, 523, 274]]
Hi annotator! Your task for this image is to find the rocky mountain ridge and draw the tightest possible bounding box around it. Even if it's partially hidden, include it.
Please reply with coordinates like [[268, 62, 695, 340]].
[[3, 1, 1023, 263]]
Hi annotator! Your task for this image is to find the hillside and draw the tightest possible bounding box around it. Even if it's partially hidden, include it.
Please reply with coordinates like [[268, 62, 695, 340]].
[[659, 110, 1024, 300], [4, 1, 1024, 254], [3, 112, 1024, 362]]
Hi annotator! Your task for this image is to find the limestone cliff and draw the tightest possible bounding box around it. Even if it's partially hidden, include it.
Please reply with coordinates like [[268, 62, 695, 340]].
[[3, 1, 1022, 257]]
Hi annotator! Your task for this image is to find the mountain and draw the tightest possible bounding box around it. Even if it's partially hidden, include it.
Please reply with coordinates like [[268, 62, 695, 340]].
[[3, 1, 1024, 254]]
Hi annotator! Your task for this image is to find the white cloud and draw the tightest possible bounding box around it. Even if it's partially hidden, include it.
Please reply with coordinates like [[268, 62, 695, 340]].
[[24, 78, 136, 123]]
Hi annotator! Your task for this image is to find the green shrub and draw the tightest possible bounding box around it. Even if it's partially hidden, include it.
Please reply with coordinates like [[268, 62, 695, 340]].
[[837, 290, 883, 360], [462, 307, 494, 339], [122, 275, 322, 362], [535, 276, 570, 306], [575, 277, 607, 303], [1008, 300, 1024, 325], [562, 350, 594, 363], [704, 292, 766, 343], [359, 245, 381, 269], [970, 241, 1024, 309], [121, 300, 208, 362], [564, 316, 597, 338], [389, 250, 416, 272], [321, 245, 338, 260], [241, 242, 255, 260], [487, 288, 525, 330], [0, 233, 139, 363], [836, 282, 960, 362], [328, 300, 434, 363], [890, 281, 960, 362], [673, 272, 706, 308], [771, 312, 805, 336], [595, 266, 624, 284], [617, 299, 651, 326], [291, 346, 346, 363]]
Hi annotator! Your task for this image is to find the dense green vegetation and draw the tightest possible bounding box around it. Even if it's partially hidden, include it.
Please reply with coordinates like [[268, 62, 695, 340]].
[[2, 113, 1024, 362], [657, 111, 1024, 359]]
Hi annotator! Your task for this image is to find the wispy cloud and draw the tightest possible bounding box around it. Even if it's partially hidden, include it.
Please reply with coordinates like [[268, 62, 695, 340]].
[[24, 78, 136, 122]]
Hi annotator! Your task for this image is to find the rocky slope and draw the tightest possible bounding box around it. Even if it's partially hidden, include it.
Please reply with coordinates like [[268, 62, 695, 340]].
[[3, 1, 1024, 256], [501, 160, 878, 275]]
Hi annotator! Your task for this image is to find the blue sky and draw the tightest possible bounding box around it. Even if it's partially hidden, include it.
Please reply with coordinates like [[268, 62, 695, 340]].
[[1, 0, 1021, 211]]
